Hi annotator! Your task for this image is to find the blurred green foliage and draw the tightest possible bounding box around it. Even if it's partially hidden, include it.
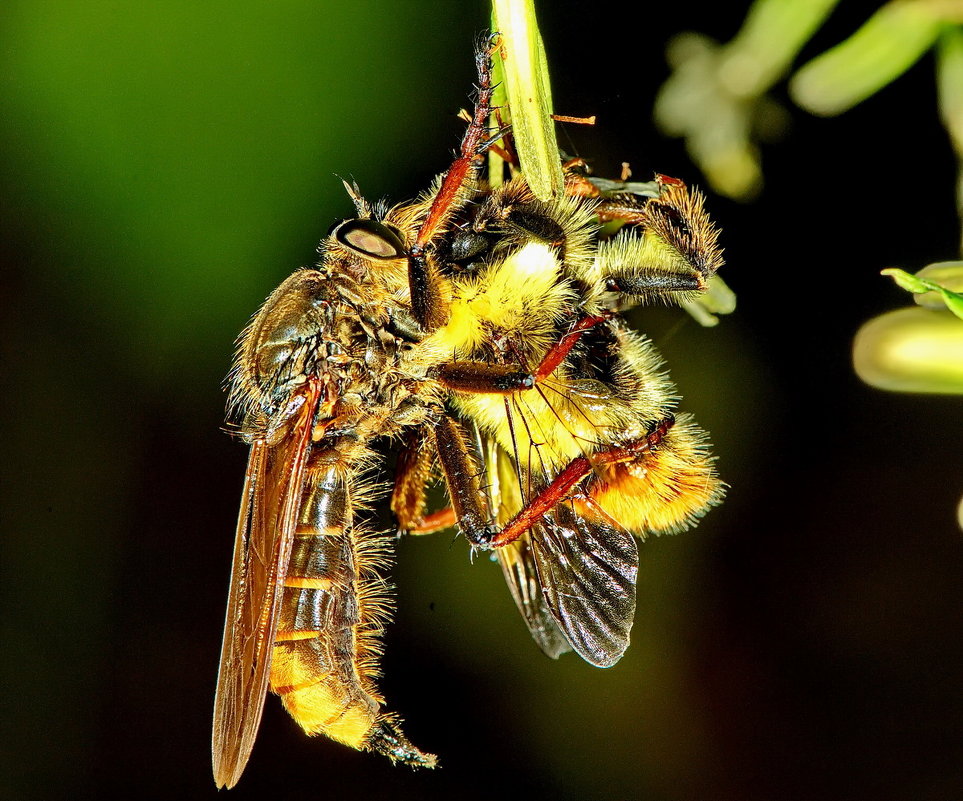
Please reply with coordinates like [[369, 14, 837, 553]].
[[655, 0, 963, 203], [654, 0, 963, 403], [2, 3, 962, 800], [0, 0, 470, 386]]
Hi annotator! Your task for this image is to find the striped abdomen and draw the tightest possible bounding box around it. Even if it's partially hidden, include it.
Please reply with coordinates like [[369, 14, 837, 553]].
[[269, 460, 435, 765]]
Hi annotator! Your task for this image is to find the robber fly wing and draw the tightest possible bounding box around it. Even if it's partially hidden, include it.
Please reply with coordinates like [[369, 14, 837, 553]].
[[212, 383, 319, 788]]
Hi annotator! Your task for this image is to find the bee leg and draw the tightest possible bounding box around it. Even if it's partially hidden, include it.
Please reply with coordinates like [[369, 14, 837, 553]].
[[567, 167, 723, 299], [489, 417, 675, 549], [431, 415, 499, 547], [408, 40, 497, 332], [604, 271, 706, 296]]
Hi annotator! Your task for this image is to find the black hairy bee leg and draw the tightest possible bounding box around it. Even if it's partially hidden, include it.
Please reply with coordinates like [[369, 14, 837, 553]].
[[431, 415, 498, 546], [604, 271, 706, 295], [490, 417, 675, 549], [408, 39, 496, 332]]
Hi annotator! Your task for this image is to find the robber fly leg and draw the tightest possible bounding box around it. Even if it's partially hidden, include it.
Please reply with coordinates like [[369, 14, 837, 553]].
[[431, 351, 678, 550], [431, 415, 498, 546], [391, 427, 434, 531], [432, 362, 535, 394], [489, 416, 676, 549], [431, 313, 614, 391], [408, 38, 498, 332], [408, 508, 457, 535], [532, 314, 612, 380]]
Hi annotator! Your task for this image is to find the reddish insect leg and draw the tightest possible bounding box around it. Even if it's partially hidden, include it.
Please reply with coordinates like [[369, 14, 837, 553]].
[[430, 316, 662, 548], [390, 425, 461, 536], [534, 314, 611, 380], [489, 416, 675, 548], [408, 40, 499, 332], [433, 313, 613, 398], [408, 507, 457, 535]]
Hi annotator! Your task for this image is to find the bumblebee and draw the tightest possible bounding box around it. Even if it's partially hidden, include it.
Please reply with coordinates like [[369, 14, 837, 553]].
[[213, 41, 724, 788]]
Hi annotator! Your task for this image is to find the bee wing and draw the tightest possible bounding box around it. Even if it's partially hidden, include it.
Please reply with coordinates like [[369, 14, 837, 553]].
[[528, 503, 639, 668], [496, 536, 572, 660], [212, 386, 318, 789]]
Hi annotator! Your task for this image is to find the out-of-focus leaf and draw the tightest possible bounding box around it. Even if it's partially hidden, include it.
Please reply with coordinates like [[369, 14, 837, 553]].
[[853, 307, 963, 393], [937, 26, 963, 253], [938, 26, 963, 152], [790, 2, 944, 116], [654, 0, 838, 199], [491, 0, 563, 200], [684, 275, 737, 326], [721, 0, 840, 95]]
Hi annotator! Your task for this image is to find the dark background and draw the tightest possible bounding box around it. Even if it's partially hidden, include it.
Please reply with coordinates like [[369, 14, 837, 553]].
[[2, 2, 961, 800]]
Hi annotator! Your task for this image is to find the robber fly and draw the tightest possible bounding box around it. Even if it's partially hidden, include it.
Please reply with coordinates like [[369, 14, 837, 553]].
[[213, 38, 724, 788]]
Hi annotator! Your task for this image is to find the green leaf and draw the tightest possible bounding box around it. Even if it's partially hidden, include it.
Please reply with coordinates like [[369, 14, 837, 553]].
[[789, 2, 944, 116], [881, 267, 930, 294], [940, 288, 963, 320], [491, 0, 564, 199], [882, 266, 963, 320]]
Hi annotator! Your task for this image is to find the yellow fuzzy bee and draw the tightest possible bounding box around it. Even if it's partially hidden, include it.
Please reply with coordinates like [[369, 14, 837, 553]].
[[213, 40, 724, 788], [393, 168, 724, 665]]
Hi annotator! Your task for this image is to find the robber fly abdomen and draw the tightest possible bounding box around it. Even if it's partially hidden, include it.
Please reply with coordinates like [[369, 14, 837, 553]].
[[271, 460, 432, 764], [274, 462, 372, 737]]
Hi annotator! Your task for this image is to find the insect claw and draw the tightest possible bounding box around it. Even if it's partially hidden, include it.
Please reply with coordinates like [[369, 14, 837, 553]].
[[367, 718, 437, 769], [460, 521, 499, 551]]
